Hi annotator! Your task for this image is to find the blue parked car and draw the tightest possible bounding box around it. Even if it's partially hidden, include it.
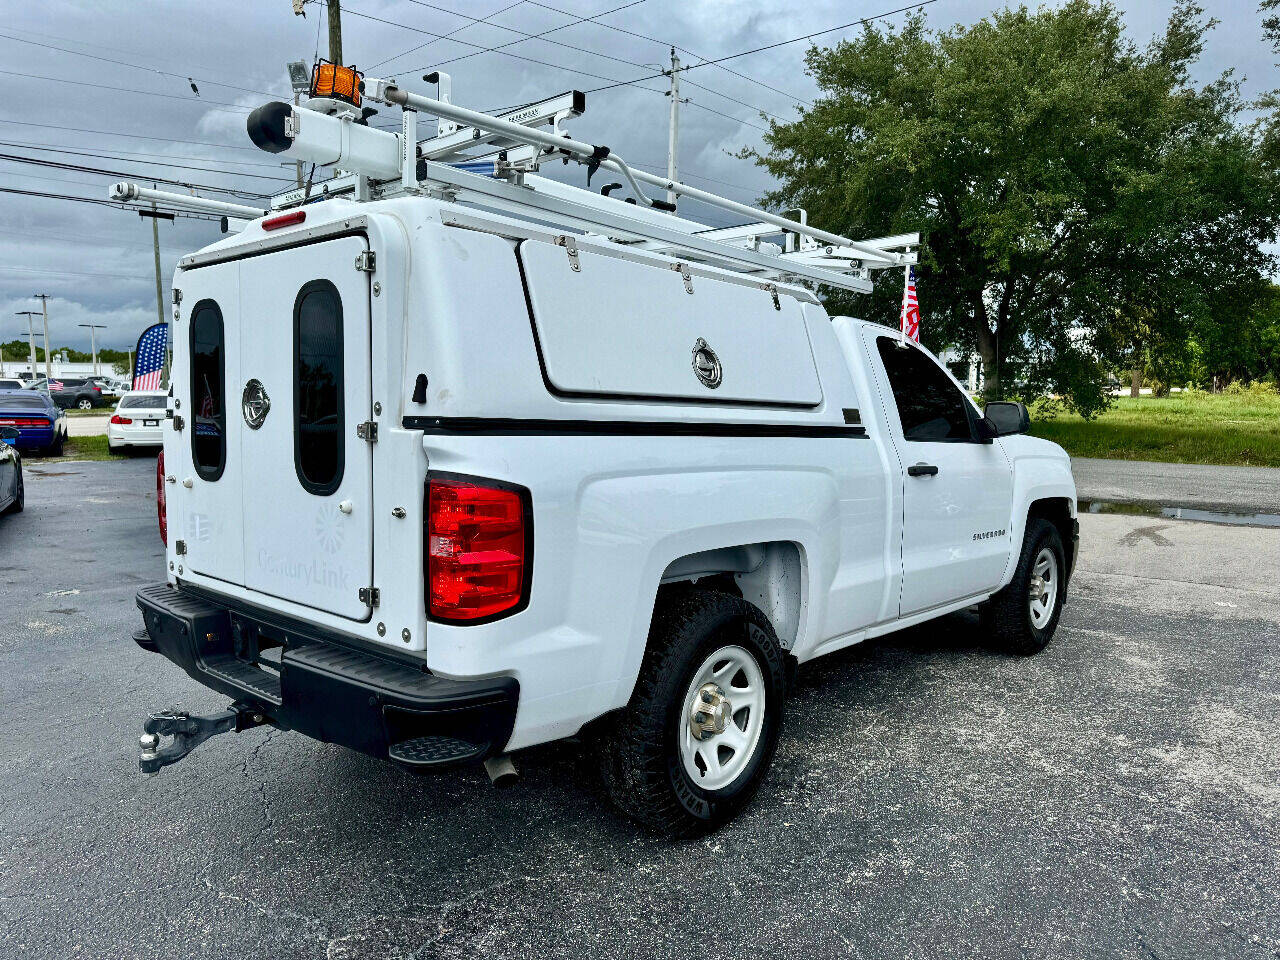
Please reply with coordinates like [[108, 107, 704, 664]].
[[0, 389, 68, 456]]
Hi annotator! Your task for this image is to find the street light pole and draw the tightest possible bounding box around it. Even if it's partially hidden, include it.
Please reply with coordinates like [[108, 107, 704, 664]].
[[33, 294, 52, 381], [78, 323, 106, 376]]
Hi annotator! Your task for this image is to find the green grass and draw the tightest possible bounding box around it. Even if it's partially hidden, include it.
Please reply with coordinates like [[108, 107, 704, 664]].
[[1030, 392, 1280, 467], [65, 407, 111, 417]]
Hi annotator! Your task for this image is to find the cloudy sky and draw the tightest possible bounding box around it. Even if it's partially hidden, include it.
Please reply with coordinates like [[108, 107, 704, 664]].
[[0, 0, 1274, 355]]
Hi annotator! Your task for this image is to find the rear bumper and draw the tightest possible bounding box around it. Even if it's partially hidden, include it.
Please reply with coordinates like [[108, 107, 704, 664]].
[[4, 426, 54, 449], [134, 583, 518, 769]]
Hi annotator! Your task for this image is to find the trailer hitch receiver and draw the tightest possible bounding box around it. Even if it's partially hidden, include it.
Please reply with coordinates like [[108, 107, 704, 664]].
[[138, 702, 266, 775]]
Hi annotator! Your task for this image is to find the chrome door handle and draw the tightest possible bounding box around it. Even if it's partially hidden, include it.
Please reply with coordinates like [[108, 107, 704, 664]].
[[907, 463, 939, 477]]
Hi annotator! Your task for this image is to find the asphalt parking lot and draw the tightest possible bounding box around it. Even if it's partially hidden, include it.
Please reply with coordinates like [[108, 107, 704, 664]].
[[2, 458, 1278, 959]]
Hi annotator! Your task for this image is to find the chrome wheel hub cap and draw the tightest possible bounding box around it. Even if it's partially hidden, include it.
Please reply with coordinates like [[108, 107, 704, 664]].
[[678, 644, 766, 791]]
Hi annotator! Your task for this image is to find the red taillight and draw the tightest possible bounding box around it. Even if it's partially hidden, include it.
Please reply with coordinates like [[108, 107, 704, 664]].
[[156, 449, 167, 546], [110, 414, 133, 425], [262, 210, 306, 231], [0, 417, 48, 427], [427, 477, 529, 621]]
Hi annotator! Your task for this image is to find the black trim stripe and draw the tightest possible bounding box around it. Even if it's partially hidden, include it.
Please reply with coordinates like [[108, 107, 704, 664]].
[[402, 416, 867, 438]]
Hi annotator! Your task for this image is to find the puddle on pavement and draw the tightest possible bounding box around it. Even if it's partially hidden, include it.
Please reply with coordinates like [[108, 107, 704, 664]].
[[1079, 499, 1280, 528]]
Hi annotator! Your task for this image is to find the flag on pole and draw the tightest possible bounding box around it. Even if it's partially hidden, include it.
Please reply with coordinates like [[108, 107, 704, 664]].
[[900, 265, 920, 343], [132, 323, 167, 391]]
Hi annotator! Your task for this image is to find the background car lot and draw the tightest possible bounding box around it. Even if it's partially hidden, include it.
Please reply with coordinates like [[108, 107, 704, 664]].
[[0, 458, 1277, 959]]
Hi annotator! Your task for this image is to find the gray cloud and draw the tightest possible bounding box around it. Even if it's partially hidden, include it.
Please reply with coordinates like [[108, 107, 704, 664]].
[[0, 0, 1272, 352]]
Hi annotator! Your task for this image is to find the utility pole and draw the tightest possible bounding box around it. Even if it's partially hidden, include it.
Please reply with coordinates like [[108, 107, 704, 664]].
[[78, 323, 106, 376], [33, 294, 52, 381], [16, 311, 39, 377], [150, 202, 164, 328], [328, 0, 343, 64], [664, 47, 681, 209]]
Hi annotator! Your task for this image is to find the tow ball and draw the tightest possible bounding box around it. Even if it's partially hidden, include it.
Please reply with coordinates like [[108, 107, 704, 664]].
[[138, 702, 266, 775]]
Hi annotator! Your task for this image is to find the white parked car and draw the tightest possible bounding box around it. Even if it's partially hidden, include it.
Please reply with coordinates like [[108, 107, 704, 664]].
[[128, 82, 1078, 837], [108, 391, 167, 452]]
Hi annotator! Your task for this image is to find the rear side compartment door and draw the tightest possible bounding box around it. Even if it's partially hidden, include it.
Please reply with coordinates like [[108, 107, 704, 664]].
[[175, 261, 246, 587], [237, 236, 374, 620]]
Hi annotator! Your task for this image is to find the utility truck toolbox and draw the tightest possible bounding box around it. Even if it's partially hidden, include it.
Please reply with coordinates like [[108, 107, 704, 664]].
[[122, 66, 1077, 837]]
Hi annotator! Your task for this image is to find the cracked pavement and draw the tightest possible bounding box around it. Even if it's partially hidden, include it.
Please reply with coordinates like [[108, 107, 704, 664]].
[[1, 458, 1277, 959]]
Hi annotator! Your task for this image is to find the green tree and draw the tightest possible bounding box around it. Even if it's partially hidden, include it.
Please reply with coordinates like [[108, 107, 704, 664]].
[[749, 2, 1279, 414]]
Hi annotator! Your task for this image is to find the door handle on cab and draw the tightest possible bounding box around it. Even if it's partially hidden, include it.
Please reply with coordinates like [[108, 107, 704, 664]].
[[907, 463, 939, 477]]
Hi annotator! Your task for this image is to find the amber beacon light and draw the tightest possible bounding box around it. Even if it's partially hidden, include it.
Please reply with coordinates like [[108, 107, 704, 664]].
[[310, 60, 362, 106]]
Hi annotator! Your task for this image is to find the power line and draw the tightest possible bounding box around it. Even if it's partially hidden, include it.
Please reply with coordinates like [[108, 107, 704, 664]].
[[0, 185, 219, 220], [0, 264, 157, 283], [0, 137, 293, 171], [0, 141, 291, 185], [0, 118, 266, 153], [0, 68, 251, 113], [0, 31, 285, 99], [521, 0, 812, 108], [0, 153, 275, 199], [584, 1, 939, 94], [335, 2, 653, 88], [369, 0, 529, 71]]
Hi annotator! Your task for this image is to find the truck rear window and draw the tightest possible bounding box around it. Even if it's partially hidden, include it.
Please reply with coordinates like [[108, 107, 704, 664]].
[[190, 300, 226, 481], [293, 280, 344, 495]]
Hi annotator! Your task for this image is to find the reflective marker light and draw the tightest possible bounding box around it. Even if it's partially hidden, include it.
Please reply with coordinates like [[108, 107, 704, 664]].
[[262, 210, 306, 231], [310, 60, 362, 106], [156, 449, 167, 546], [427, 477, 529, 621]]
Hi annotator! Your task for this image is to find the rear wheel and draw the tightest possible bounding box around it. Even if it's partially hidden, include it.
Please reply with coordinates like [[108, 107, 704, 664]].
[[981, 517, 1067, 655], [44, 434, 64, 457], [76, 397, 94, 410], [598, 590, 787, 838]]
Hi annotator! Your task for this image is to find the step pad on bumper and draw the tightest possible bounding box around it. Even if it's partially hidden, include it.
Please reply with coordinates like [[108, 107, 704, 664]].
[[388, 736, 486, 767]]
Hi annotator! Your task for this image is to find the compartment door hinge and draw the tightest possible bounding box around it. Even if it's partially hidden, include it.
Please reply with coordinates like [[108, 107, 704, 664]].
[[356, 420, 378, 442], [554, 234, 580, 272], [354, 250, 376, 273], [174, 540, 187, 556], [359, 586, 380, 607]]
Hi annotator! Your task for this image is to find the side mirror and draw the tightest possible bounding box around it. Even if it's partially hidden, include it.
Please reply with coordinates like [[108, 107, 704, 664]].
[[0, 427, 19, 441], [984, 400, 1031, 436]]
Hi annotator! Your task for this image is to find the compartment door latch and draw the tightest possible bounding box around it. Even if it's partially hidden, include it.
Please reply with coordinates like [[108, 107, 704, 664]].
[[359, 586, 380, 607], [354, 250, 376, 273], [356, 421, 378, 442]]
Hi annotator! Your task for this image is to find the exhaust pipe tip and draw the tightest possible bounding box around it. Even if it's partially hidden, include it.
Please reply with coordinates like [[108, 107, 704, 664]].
[[483, 753, 519, 788]]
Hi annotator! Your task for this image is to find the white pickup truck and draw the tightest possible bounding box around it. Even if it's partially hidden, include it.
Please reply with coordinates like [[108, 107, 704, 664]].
[[131, 78, 1077, 837]]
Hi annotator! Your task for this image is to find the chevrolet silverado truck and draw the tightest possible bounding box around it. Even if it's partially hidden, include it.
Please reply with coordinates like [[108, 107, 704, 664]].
[[128, 76, 1077, 837]]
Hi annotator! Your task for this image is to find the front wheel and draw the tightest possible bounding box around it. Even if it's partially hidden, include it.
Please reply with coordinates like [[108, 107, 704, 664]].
[[981, 517, 1068, 655], [598, 590, 787, 838]]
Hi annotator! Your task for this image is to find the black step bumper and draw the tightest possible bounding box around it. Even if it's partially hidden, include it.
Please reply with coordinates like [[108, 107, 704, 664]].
[[134, 583, 518, 769]]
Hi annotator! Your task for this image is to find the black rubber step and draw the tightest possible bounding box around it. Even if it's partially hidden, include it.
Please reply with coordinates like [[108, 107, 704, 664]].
[[387, 736, 486, 768], [203, 654, 282, 705]]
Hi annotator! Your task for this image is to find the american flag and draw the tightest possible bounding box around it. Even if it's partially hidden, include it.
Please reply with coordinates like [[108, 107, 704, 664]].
[[132, 323, 167, 391], [900, 265, 920, 343]]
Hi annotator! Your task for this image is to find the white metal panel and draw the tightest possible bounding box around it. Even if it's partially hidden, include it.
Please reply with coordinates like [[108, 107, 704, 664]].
[[172, 261, 246, 587], [237, 236, 374, 620], [519, 240, 823, 407]]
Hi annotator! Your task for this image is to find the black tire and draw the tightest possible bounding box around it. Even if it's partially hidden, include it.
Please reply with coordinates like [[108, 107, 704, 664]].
[[7, 461, 22, 514], [598, 589, 787, 838], [981, 517, 1067, 655], [44, 434, 64, 457]]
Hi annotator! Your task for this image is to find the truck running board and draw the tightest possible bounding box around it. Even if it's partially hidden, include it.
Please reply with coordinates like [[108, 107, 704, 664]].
[[137, 702, 266, 775]]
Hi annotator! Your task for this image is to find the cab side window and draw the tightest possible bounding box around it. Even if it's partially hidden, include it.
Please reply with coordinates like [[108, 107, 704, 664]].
[[875, 337, 975, 442], [190, 300, 226, 481]]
